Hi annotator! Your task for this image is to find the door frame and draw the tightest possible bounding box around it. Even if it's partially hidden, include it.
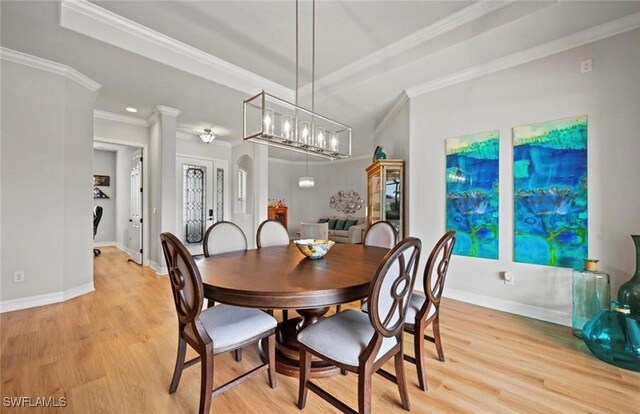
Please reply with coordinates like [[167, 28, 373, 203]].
[[94, 137, 149, 266], [176, 153, 230, 254]]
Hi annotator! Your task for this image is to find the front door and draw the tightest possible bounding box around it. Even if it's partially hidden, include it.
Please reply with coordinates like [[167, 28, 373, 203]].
[[128, 149, 143, 264], [176, 157, 214, 255]]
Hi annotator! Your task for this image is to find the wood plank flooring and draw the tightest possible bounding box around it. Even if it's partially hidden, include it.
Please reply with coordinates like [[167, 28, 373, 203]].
[[1, 247, 639, 413]]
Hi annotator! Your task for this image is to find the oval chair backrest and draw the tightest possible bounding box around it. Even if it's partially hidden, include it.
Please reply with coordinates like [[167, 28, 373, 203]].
[[160, 232, 204, 325], [257, 220, 290, 248], [367, 237, 421, 338], [364, 221, 398, 249], [423, 231, 456, 307], [203, 221, 248, 257], [300, 222, 329, 240]]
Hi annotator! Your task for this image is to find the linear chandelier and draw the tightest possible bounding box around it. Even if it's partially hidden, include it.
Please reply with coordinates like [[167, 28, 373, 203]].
[[243, 0, 352, 161]]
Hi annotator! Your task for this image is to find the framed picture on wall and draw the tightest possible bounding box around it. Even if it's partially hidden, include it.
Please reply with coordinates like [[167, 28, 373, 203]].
[[93, 175, 110, 186]]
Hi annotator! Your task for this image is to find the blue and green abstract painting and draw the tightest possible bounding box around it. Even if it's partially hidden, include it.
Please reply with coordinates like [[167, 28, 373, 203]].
[[513, 116, 587, 268], [446, 131, 499, 259]]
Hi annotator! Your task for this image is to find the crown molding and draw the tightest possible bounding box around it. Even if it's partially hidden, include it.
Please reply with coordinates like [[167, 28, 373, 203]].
[[153, 105, 182, 117], [0, 47, 101, 92], [93, 109, 149, 127], [147, 105, 181, 124], [406, 12, 640, 98], [374, 92, 409, 136], [300, 0, 515, 98], [268, 154, 370, 166], [59, 0, 293, 100]]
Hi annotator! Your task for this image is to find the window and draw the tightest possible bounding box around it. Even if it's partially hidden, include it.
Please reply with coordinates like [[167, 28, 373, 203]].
[[216, 168, 224, 221], [237, 168, 247, 214]]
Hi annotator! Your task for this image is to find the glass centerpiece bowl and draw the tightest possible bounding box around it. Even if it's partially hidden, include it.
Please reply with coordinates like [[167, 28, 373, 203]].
[[293, 239, 335, 260]]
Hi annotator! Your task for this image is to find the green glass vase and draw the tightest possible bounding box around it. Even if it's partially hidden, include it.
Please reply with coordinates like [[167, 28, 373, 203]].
[[618, 235, 640, 316]]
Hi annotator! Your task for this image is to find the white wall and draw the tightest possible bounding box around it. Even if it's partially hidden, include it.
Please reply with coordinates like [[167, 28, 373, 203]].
[[1, 59, 97, 306], [268, 156, 370, 237], [93, 149, 116, 243], [232, 142, 268, 248], [94, 117, 149, 147], [176, 137, 231, 161], [408, 30, 640, 324]]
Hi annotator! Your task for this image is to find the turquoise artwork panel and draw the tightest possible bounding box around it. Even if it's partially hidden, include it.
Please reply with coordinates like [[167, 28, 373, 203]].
[[446, 131, 499, 259], [513, 115, 588, 268]]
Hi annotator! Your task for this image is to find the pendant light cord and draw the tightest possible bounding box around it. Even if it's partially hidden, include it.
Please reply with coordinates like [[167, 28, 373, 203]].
[[311, 0, 315, 113], [295, 0, 299, 107]]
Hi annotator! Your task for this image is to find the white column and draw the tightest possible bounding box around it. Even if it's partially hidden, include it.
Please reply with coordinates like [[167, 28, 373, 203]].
[[147, 105, 181, 272]]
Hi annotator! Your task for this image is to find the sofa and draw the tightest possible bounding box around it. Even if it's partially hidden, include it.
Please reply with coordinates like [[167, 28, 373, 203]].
[[318, 216, 367, 244]]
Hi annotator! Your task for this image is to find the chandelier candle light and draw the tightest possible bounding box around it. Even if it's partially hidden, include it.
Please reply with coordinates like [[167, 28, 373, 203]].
[[243, 0, 352, 160]]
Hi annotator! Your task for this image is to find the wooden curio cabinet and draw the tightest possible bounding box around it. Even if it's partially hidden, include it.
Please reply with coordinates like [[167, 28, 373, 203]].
[[366, 160, 405, 240], [268, 206, 288, 230]]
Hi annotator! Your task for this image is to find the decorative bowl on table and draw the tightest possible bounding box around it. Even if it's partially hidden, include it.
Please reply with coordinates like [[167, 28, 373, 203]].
[[293, 239, 335, 259]]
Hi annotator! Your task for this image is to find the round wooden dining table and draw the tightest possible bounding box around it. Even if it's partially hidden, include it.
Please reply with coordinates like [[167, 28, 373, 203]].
[[195, 243, 389, 377]]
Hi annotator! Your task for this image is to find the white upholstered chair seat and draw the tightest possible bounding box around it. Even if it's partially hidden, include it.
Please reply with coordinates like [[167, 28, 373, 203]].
[[297, 310, 398, 366], [361, 292, 435, 323], [186, 304, 277, 351]]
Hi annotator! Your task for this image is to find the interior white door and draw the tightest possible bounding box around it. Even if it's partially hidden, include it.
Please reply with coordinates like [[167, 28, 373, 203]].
[[176, 157, 214, 255], [128, 149, 143, 264]]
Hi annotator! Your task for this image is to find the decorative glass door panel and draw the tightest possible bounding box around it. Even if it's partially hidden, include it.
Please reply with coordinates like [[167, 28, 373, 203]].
[[183, 165, 206, 244]]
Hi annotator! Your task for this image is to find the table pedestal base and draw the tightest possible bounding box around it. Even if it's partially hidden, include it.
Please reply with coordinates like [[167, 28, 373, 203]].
[[260, 307, 340, 378]]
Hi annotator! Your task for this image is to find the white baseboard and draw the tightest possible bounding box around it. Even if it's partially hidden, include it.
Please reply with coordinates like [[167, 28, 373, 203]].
[[93, 241, 116, 247], [0, 282, 95, 313], [148, 260, 168, 276], [437, 287, 571, 327]]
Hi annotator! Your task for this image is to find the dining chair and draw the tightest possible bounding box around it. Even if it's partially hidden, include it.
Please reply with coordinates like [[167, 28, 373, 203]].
[[300, 222, 329, 240], [203, 221, 248, 257], [364, 220, 398, 248], [404, 231, 455, 390], [203, 221, 250, 361], [351, 220, 399, 311], [297, 237, 422, 414], [160, 232, 277, 414], [256, 219, 290, 248], [257, 219, 291, 321]]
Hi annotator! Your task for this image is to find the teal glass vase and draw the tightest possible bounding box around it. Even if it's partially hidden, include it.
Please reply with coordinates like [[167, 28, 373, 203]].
[[572, 259, 610, 338], [618, 235, 640, 316], [582, 302, 640, 372]]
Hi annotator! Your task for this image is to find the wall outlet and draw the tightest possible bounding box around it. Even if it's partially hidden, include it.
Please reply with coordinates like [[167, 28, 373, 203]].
[[580, 59, 592, 73], [503, 271, 514, 285], [13, 271, 25, 283]]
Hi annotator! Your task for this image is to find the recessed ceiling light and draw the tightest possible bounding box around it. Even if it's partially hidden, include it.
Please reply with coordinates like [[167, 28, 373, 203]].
[[125, 107, 138, 113]]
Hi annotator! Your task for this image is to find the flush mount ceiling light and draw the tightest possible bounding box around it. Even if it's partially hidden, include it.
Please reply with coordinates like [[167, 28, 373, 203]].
[[198, 128, 216, 144], [243, 0, 352, 161], [125, 107, 138, 113]]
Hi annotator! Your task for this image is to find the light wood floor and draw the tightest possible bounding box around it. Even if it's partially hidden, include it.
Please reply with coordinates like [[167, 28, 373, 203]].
[[1, 247, 638, 413]]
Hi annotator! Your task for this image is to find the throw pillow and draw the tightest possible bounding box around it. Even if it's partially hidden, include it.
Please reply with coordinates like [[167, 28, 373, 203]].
[[335, 219, 347, 230], [344, 219, 359, 230], [318, 218, 329, 224], [328, 219, 338, 230]]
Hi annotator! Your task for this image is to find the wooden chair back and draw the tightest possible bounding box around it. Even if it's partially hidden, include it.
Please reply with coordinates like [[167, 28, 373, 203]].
[[421, 231, 456, 319], [367, 237, 421, 338], [160, 232, 204, 326]]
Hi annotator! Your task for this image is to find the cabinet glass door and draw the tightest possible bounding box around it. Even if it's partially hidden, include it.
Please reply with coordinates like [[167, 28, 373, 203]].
[[384, 168, 402, 235]]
